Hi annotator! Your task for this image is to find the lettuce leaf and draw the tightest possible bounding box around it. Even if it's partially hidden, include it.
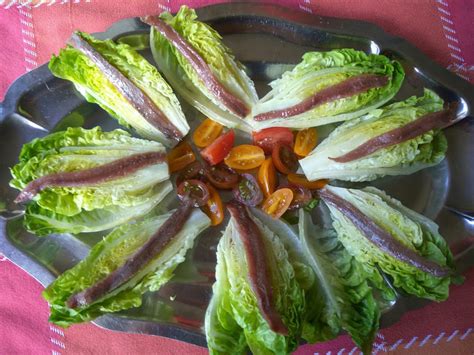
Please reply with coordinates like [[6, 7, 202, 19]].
[[205, 209, 305, 354], [300, 89, 447, 181], [10, 127, 171, 235], [149, 6, 258, 131], [251, 49, 404, 130], [298, 210, 379, 354], [43, 208, 210, 327], [322, 185, 460, 301], [49, 31, 188, 146]]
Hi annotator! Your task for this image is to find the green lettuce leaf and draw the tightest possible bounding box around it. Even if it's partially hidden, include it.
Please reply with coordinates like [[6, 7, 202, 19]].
[[49, 31, 188, 146], [10, 127, 171, 235], [298, 210, 379, 354], [150, 5, 257, 131], [43, 208, 210, 327], [322, 185, 460, 301], [205, 209, 305, 354], [300, 89, 447, 181], [251, 48, 404, 130]]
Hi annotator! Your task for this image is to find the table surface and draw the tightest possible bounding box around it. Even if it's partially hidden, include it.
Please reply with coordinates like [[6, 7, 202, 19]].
[[0, 1, 473, 354]]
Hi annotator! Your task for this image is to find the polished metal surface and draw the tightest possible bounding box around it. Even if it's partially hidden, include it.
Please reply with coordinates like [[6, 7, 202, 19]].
[[0, 3, 473, 347]]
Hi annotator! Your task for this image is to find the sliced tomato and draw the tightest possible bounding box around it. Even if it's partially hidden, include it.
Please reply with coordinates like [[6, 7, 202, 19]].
[[232, 173, 263, 207], [258, 157, 277, 198], [205, 163, 240, 190], [272, 143, 299, 175], [287, 173, 329, 190], [262, 188, 294, 219], [224, 144, 265, 170], [283, 184, 312, 210], [168, 141, 196, 173], [177, 179, 210, 207], [294, 128, 318, 157], [201, 184, 224, 225], [193, 118, 223, 148], [201, 130, 235, 166], [252, 127, 294, 154], [176, 161, 205, 187]]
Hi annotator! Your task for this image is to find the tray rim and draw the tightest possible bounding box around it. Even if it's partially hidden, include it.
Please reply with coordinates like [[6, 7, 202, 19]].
[[1, 2, 473, 348]]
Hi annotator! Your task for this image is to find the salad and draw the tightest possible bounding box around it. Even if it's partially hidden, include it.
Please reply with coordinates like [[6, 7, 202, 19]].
[[8, 5, 465, 355]]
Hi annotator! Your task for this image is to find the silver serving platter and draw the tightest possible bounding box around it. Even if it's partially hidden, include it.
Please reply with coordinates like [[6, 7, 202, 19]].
[[1, 3, 473, 348]]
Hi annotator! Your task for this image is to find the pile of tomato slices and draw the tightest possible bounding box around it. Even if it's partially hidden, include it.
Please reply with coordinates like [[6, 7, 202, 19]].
[[167, 119, 328, 224]]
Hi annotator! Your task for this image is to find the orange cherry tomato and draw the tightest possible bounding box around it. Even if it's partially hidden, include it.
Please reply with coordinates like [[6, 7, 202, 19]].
[[224, 145, 265, 170], [294, 128, 318, 157], [193, 118, 223, 148], [287, 173, 328, 190], [201, 184, 224, 226], [168, 142, 196, 173], [258, 158, 278, 198], [262, 188, 294, 219]]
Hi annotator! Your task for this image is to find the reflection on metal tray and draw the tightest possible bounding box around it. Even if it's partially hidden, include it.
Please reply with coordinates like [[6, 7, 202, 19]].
[[1, 3, 473, 347]]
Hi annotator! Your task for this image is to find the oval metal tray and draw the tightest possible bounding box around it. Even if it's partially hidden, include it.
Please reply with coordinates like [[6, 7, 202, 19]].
[[1, 3, 473, 348]]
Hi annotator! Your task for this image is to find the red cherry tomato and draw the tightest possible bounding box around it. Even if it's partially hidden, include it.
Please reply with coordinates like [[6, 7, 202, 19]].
[[272, 143, 299, 175], [204, 163, 240, 190], [201, 130, 235, 166], [252, 127, 294, 155], [177, 179, 210, 207]]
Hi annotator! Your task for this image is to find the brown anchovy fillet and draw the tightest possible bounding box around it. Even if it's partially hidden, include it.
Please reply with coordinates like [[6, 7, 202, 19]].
[[254, 74, 389, 121], [14, 151, 166, 203], [67, 200, 194, 309], [69, 33, 182, 142], [319, 188, 451, 277], [142, 16, 249, 118], [329, 103, 458, 163], [227, 202, 288, 335]]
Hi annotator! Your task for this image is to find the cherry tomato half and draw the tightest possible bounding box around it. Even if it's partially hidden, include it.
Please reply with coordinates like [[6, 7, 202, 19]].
[[252, 127, 294, 154], [224, 144, 265, 170], [193, 118, 223, 148], [287, 173, 329, 190], [204, 163, 240, 190], [283, 184, 312, 210], [168, 142, 196, 173], [176, 161, 205, 187], [272, 143, 299, 175], [201, 184, 224, 225], [201, 130, 235, 166], [177, 179, 210, 207], [258, 158, 277, 198], [294, 128, 318, 157], [232, 173, 263, 207], [262, 188, 294, 219]]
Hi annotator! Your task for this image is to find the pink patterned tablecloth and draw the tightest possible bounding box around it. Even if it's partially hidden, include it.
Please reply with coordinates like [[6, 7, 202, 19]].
[[0, 1, 473, 354]]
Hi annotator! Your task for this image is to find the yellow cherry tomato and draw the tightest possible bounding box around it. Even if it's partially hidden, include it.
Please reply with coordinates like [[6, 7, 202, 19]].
[[193, 118, 223, 148], [167, 141, 196, 173], [294, 128, 318, 157], [287, 173, 328, 190], [262, 188, 294, 219], [224, 145, 265, 170], [201, 184, 224, 226], [258, 158, 278, 198]]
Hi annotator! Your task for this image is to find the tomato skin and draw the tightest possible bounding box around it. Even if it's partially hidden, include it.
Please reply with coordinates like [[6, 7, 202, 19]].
[[201, 130, 235, 166], [224, 144, 265, 170], [201, 184, 225, 225], [262, 188, 294, 219], [258, 158, 277, 198], [204, 163, 240, 190], [294, 128, 318, 157], [168, 142, 196, 173], [177, 179, 210, 207], [272, 143, 299, 175], [287, 173, 329, 190], [252, 127, 294, 154], [193, 118, 223, 148]]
